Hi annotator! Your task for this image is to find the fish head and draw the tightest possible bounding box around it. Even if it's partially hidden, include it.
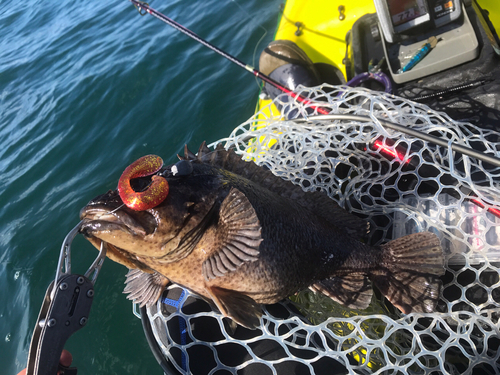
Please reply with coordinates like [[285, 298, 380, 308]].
[[79, 160, 221, 270]]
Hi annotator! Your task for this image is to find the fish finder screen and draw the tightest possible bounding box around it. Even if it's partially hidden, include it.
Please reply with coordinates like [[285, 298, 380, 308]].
[[388, 0, 428, 26]]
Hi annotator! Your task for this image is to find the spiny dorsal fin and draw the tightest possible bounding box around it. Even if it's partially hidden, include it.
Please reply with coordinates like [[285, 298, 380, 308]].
[[197, 141, 212, 161], [183, 144, 197, 161], [202, 188, 262, 280], [188, 143, 369, 238], [123, 269, 169, 307]]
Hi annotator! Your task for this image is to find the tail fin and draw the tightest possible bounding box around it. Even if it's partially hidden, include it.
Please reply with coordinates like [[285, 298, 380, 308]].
[[370, 232, 444, 314]]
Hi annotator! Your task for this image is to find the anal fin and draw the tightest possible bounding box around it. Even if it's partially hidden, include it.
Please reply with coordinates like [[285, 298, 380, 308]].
[[310, 273, 373, 310], [206, 286, 262, 329], [124, 269, 170, 307]]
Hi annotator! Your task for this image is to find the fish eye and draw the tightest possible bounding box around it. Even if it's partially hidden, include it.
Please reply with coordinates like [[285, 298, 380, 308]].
[[171, 160, 193, 176]]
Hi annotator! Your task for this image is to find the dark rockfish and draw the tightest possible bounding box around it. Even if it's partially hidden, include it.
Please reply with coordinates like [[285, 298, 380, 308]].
[[80, 143, 444, 328]]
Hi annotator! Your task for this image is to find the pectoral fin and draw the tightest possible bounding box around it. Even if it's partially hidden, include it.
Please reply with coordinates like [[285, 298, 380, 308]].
[[202, 188, 262, 280], [123, 268, 169, 307], [310, 273, 373, 310], [206, 286, 262, 329]]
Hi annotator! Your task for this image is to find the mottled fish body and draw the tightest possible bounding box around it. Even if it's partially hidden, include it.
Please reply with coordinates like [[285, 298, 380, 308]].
[[80, 143, 444, 328]]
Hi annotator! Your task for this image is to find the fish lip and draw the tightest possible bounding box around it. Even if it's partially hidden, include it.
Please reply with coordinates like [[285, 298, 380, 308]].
[[79, 204, 149, 236]]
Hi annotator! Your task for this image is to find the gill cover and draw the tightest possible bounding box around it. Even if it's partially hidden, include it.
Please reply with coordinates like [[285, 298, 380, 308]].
[[118, 155, 169, 211]]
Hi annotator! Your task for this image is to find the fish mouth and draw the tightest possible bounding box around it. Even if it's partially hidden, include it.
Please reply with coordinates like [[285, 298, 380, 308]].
[[79, 190, 158, 237], [79, 190, 159, 270]]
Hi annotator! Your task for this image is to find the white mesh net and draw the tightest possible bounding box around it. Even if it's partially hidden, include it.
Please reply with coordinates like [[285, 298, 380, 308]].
[[146, 85, 500, 374]]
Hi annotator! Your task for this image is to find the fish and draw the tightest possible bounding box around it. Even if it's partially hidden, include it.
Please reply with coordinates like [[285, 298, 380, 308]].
[[79, 142, 444, 328]]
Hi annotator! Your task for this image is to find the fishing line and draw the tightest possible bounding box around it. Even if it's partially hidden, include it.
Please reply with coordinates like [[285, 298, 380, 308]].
[[128, 0, 500, 169], [129, 0, 330, 115], [228, 0, 269, 88]]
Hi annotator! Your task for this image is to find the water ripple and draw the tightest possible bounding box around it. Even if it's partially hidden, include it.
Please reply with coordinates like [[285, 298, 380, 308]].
[[0, 0, 282, 373]]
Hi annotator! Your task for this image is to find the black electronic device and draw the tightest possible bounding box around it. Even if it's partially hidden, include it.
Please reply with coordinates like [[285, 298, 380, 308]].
[[374, 0, 462, 43], [372, 0, 480, 83]]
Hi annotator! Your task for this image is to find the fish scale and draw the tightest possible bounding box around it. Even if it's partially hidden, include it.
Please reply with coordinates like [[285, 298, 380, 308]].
[[79, 143, 444, 328]]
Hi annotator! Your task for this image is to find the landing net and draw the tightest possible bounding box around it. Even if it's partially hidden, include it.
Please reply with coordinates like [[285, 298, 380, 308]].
[[147, 85, 500, 374]]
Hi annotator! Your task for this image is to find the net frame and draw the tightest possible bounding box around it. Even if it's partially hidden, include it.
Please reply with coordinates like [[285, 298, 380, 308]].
[[146, 85, 500, 374]]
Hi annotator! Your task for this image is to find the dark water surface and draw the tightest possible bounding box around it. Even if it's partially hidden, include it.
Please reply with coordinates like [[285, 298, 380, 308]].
[[0, 0, 281, 373]]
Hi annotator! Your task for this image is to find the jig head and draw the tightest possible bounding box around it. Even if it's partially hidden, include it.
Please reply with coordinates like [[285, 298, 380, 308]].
[[118, 155, 169, 211]]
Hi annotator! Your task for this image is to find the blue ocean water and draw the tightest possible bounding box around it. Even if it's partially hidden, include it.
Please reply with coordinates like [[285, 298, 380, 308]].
[[0, 0, 281, 373]]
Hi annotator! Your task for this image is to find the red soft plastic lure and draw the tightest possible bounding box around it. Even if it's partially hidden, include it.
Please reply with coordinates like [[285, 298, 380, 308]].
[[118, 155, 169, 211]]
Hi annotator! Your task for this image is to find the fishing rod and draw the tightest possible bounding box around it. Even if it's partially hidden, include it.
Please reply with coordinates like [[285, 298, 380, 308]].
[[129, 0, 330, 115], [128, 0, 500, 170]]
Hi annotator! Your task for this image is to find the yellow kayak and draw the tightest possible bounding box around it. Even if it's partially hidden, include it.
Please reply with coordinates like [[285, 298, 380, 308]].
[[257, 0, 500, 124]]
